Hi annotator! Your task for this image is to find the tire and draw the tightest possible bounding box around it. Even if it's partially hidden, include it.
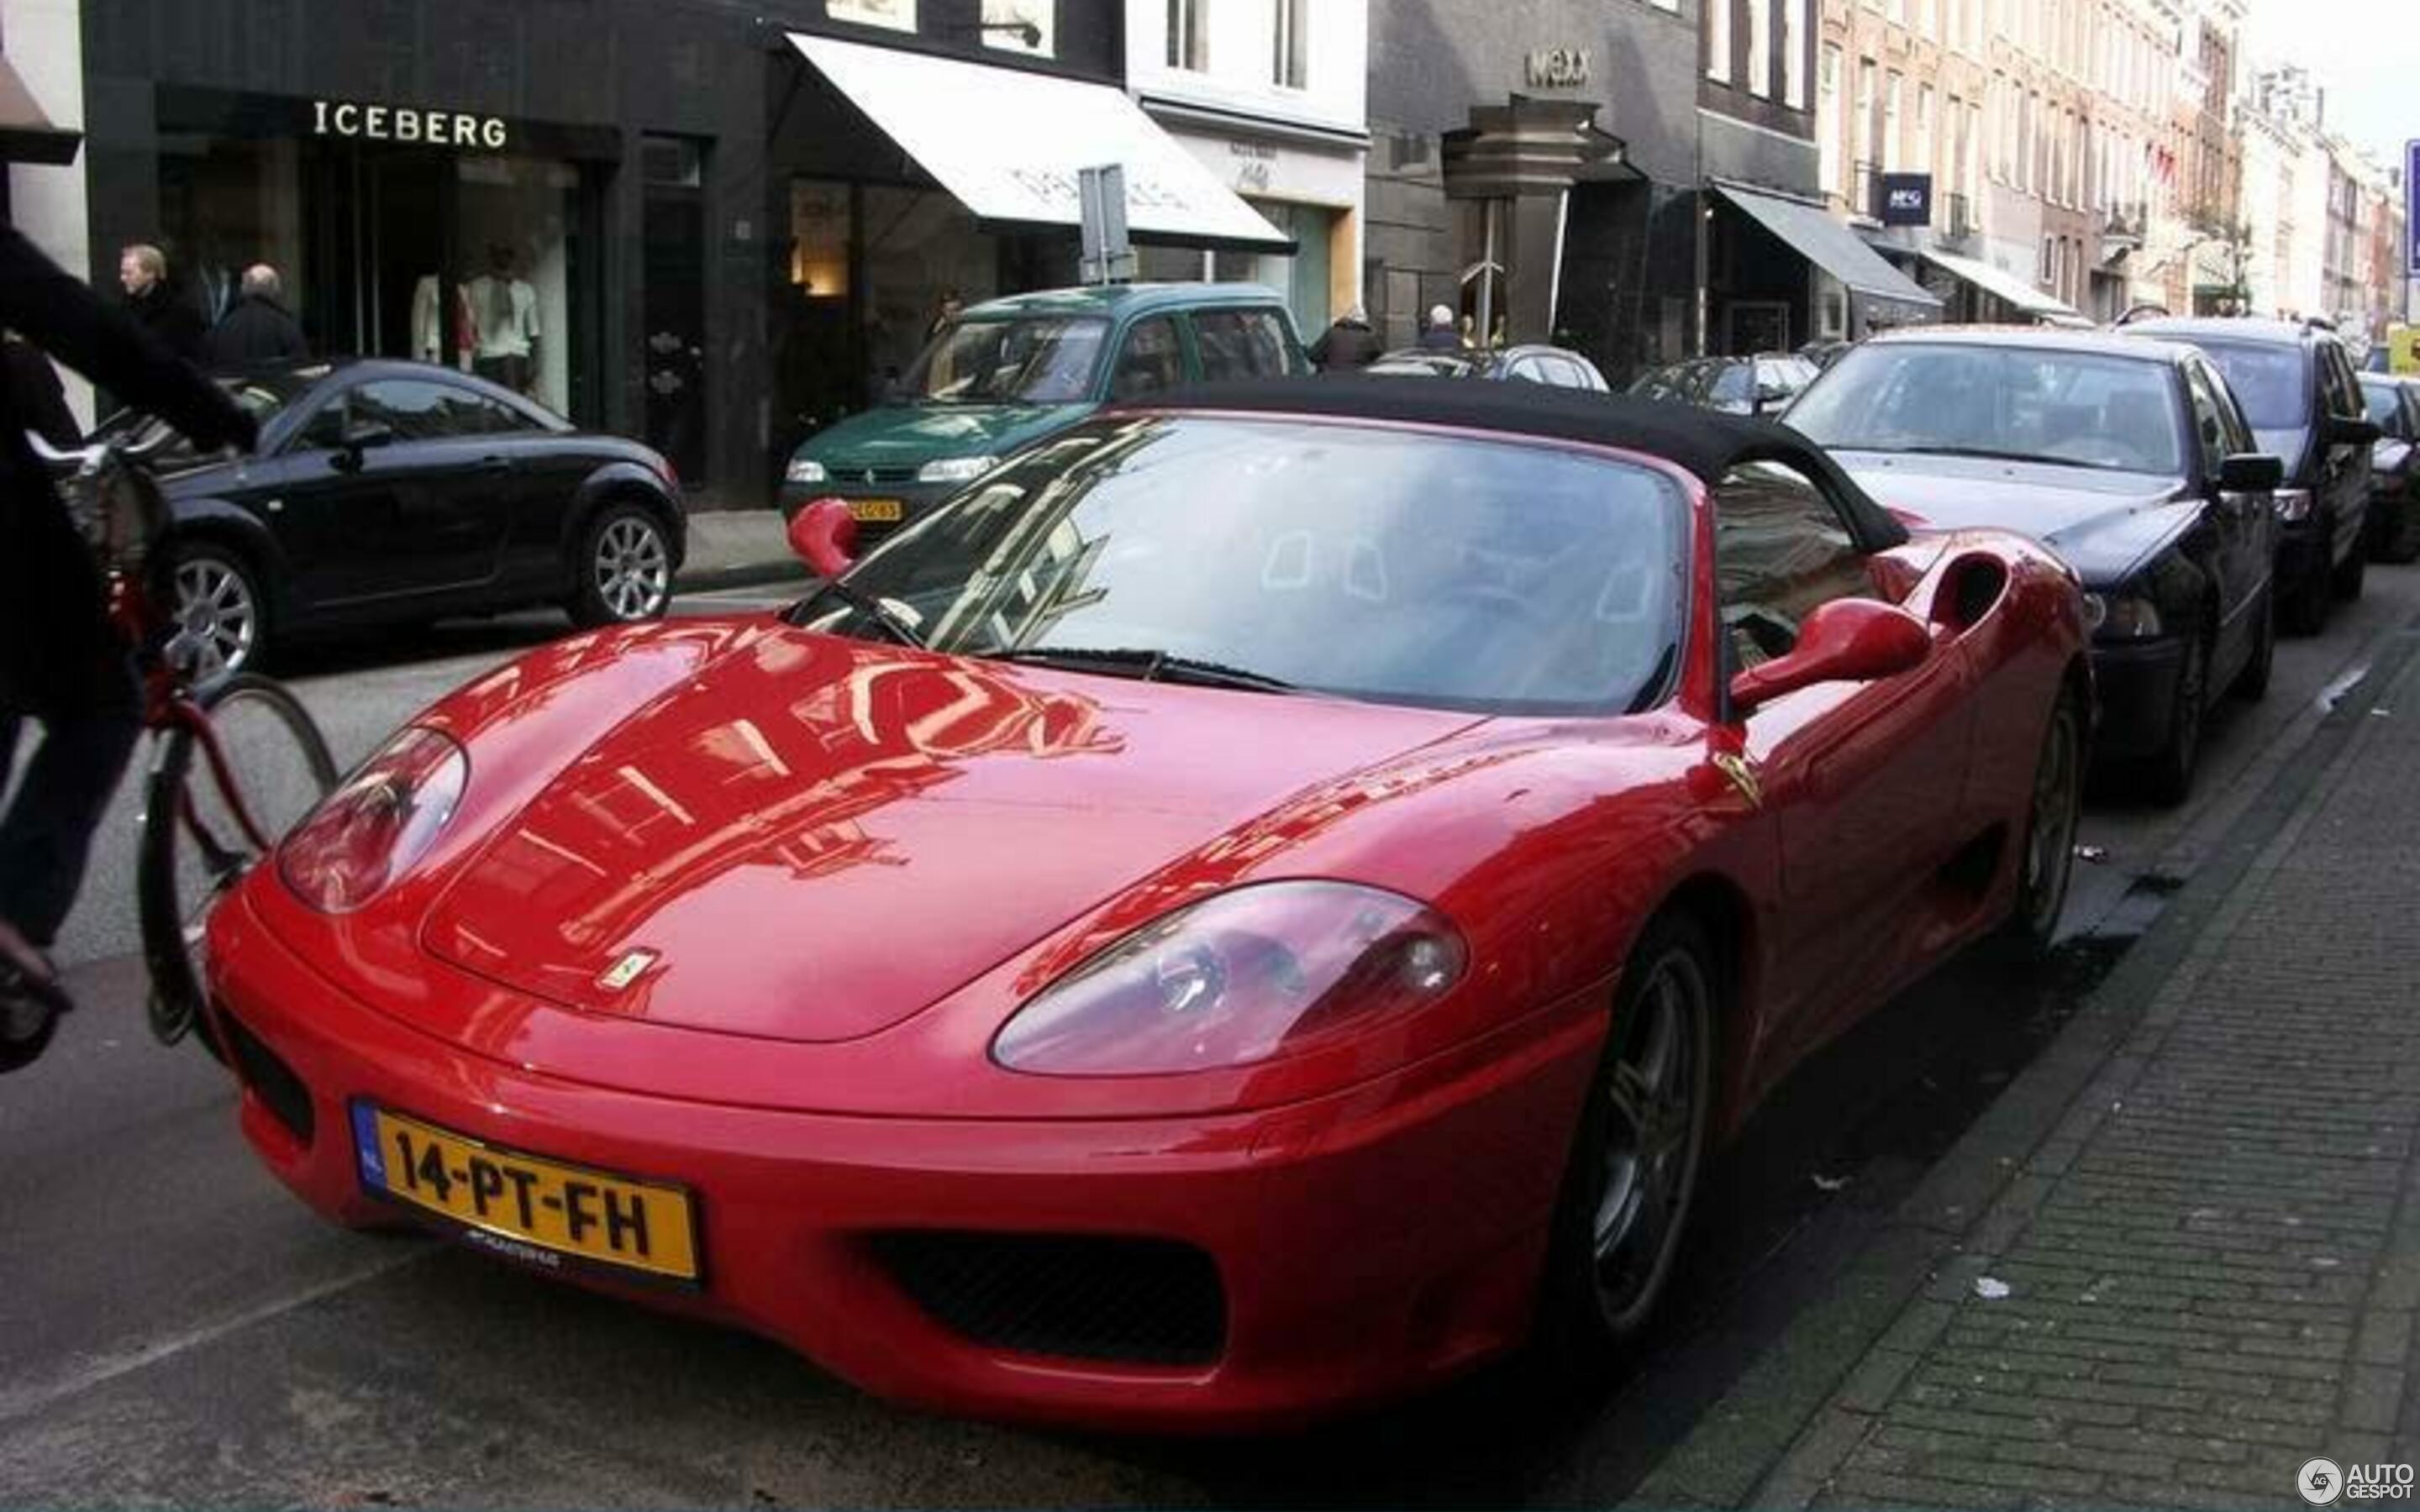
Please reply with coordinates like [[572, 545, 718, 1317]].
[[1532, 912, 1719, 1378], [137, 674, 338, 1052], [2332, 530, 2368, 601], [1997, 691, 2085, 954], [2384, 491, 2420, 564], [2228, 586, 2275, 702], [0, 1002, 57, 1074], [2281, 538, 2332, 637], [165, 542, 270, 680], [566, 501, 674, 629], [2141, 631, 2208, 807]]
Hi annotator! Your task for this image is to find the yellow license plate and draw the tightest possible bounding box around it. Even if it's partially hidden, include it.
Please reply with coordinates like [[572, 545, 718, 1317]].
[[848, 498, 903, 522], [351, 1105, 701, 1284]]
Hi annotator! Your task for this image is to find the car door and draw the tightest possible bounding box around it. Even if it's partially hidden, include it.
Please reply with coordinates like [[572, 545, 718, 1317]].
[[1712, 460, 1976, 1047], [2316, 341, 2372, 562], [2180, 358, 2267, 666]]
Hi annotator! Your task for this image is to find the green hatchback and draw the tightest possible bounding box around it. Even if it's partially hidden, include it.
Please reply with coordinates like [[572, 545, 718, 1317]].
[[778, 283, 1309, 536]]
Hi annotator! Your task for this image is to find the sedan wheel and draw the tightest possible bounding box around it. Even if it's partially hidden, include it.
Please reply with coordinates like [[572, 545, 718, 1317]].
[[2143, 632, 2207, 807], [2001, 694, 2083, 953], [571, 505, 672, 627], [167, 546, 265, 680], [1534, 914, 1717, 1374]]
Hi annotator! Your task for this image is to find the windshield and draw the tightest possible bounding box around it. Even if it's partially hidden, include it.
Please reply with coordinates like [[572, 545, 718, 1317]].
[[901, 317, 1110, 405], [794, 415, 1689, 717], [92, 373, 304, 468], [2191, 341, 2310, 430], [1788, 343, 2186, 475], [2361, 381, 2407, 430]]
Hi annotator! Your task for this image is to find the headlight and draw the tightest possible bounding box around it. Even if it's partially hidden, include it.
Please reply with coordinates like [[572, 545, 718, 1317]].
[[992, 881, 1468, 1077], [784, 457, 828, 485], [2090, 595, 2163, 638], [2273, 487, 2313, 522], [278, 727, 467, 913], [916, 454, 998, 485]]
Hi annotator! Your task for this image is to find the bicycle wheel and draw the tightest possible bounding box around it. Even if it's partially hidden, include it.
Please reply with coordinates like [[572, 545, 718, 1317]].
[[137, 673, 338, 1050]]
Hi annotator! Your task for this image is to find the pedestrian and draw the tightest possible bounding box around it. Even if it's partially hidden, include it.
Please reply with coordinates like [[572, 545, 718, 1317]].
[[117, 242, 206, 365], [203, 263, 309, 370], [0, 224, 257, 1069], [926, 288, 965, 343], [1417, 303, 1461, 352], [1307, 304, 1381, 370]]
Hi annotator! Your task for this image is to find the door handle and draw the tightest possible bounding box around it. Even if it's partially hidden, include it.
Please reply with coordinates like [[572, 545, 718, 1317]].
[[477, 455, 513, 474]]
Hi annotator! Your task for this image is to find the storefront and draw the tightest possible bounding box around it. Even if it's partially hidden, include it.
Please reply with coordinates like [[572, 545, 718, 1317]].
[[1706, 181, 1940, 351]]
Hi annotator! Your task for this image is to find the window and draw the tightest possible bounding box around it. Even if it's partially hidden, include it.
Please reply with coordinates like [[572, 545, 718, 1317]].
[[2181, 362, 2234, 480], [1191, 309, 1297, 381], [1818, 45, 1844, 193], [1107, 318, 1185, 401], [1707, 0, 1733, 82], [1166, 0, 1207, 71], [1918, 85, 1935, 182], [826, 0, 913, 31], [1785, 0, 1809, 108], [1711, 462, 1871, 669], [350, 378, 530, 442], [1884, 71, 1903, 169], [1273, 0, 1307, 88], [1857, 58, 1879, 172], [1748, 0, 1771, 97], [1787, 343, 2189, 476]]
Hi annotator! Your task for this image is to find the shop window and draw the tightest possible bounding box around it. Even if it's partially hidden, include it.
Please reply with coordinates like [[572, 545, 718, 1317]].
[[827, 0, 914, 32], [1192, 309, 1296, 381]]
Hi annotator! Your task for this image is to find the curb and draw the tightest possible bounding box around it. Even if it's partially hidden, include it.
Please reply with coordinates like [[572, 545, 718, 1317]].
[[1622, 610, 2420, 1510], [674, 559, 808, 596]]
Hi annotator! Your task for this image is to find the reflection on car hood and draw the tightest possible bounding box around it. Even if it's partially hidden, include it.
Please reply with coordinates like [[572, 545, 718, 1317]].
[[797, 402, 1092, 470], [424, 629, 1480, 1043], [1833, 450, 2194, 585]]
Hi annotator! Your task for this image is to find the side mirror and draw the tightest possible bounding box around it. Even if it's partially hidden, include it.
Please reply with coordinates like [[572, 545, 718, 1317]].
[[2217, 452, 2284, 493], [342, 419, 396, 454], [786, 498, 860, 579], [2328, 413, 2382, 447], [1728, 598, 1932, 714], [1753, 385, 1791, 415]]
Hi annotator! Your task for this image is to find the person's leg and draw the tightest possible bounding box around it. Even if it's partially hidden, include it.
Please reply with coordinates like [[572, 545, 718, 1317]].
[[0, 687, 140, 949]]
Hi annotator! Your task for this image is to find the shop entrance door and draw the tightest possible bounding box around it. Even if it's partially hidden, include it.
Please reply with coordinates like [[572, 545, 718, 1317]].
[[366, 152, 453, 366]]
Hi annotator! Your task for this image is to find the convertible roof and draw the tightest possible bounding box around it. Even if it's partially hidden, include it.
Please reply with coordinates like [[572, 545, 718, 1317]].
[[1125, 375, 1908, 550]]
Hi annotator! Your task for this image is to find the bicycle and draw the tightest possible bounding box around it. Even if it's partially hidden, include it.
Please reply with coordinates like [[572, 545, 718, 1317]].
[[21, 431, 338, 1065]]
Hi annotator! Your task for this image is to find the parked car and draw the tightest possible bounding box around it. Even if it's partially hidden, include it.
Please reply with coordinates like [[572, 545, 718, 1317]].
[[777, 283, 1309, 540], [2358, 374, 2420, 562], [2121, 317, 2378, 633], [211, 377, 2087, 1431], [1786, 327, 2281, 802], [1365, 343, 1611, 389], [93, 359, 684, 677], [1628, 354, 1821, 416]]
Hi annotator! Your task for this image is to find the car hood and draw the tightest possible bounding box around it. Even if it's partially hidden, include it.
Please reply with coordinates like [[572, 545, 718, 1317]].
[[1833, 450, 2193, 585], [422, 631, 1481, 1042], [796, 402, 1092, 470]]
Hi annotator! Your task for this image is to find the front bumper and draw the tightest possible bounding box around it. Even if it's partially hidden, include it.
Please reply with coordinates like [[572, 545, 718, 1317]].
[[2086, 633, 2189, 760], [206, 890, 1601, 1432]]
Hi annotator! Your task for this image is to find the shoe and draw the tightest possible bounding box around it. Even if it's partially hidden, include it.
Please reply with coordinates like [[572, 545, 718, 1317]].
[[0, 957, 70, 1073]]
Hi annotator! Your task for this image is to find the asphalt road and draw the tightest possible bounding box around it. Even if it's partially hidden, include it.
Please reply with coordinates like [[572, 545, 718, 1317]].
[[4, 570, 2417, 1506]]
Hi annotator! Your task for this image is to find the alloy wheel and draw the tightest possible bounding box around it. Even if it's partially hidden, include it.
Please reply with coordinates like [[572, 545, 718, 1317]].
[[1592, 948, 1712, 1331], [171, 554, 259, 680], [592, 516, 671, 621], [2017, 700, 2081, 941]]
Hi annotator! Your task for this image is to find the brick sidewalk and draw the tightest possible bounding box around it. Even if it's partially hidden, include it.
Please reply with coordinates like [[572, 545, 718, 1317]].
[[1677, 639, 2420, 1510]]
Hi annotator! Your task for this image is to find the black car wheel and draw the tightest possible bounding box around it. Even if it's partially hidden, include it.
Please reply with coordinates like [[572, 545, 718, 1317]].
[[2229, 585, 2275, 701], [2143, 631, 2208, 807], [2332, 529, 2369, 601], [2282, 528, 2333, 637], [2380, 491, 2420, 564], [568, 502, 673, 628], [1534, 912, 1718, 1375], [166, 543, 267, 680], [2000, 692, 2084, 953]]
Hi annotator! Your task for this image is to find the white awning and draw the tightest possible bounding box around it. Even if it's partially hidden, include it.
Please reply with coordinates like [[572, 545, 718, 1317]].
[[788, 34, 1292, 253], [1917, 247, 2088, 324]]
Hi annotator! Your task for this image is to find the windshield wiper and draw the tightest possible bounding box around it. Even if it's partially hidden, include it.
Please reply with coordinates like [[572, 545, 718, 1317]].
[[1868, 444, 2087, 468], [987, 646, 1298, 695], [792, 579, 927, 649]]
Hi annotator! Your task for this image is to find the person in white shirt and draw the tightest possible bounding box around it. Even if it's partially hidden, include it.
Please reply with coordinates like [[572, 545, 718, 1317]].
[[465, 244, 539, 395]]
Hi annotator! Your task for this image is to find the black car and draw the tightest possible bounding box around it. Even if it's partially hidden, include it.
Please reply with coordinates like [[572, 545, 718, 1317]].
[[2358, 374, 2420, 563], [1786, 327, 2281, 802], [1628, 354, 1821, 416], [97, 359, 685, 675], [1365, 344, 1611, 390], [2121, 318, 2377, 634]]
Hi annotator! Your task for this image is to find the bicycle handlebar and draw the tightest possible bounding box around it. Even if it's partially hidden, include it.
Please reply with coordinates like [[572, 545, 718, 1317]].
[[24, 425, 190, 471]]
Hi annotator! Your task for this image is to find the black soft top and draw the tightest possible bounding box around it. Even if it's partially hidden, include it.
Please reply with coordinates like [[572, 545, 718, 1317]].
[[1126, 375, 1908, 550]]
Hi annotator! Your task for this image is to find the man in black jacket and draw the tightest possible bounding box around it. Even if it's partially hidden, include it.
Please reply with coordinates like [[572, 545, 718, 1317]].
[[1307, 305, 1382, 371], [204, 264, 310, 370], [117, 242, 207, 365], [1, 224, 255, 1068]]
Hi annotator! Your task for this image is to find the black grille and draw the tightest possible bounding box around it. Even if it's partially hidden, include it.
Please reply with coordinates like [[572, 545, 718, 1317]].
[[872, 1232, 1226, 1366], [215, 1006, 315, 1147], [836, 465, 920, 486]]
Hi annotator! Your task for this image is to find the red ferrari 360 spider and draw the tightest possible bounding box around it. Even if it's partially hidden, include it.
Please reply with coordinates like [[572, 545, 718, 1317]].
[[208, 380, 2089, 1431]]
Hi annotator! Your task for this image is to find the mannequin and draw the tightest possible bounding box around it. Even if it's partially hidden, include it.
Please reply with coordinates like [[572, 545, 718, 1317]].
[[411, 274, 475, 370], [463, 245, 539, 394]]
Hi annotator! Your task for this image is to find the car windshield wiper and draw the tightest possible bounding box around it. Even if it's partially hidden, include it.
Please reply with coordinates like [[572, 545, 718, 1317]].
[[986, 646, 1298, 695], [792, 579, 927, 649], [1867, 444, 2085, 468]]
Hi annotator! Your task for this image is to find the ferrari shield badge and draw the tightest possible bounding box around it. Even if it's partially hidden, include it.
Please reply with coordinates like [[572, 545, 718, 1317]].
[[1711, 753, 1762, 808], [597, 948, 660, 992]]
